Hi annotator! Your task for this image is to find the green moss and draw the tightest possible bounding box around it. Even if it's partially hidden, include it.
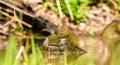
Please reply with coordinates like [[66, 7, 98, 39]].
[[44, 28, 85, 52]]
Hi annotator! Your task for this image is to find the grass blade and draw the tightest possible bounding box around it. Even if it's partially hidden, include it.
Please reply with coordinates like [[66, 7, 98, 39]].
[[4, 34, 17, 65]]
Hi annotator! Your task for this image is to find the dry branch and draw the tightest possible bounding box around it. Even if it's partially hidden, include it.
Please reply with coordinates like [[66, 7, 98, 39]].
[[0, 10, 32, 28]]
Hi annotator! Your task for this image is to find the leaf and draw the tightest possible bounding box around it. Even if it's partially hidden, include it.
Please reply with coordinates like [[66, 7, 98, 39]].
[[79, 0, 92, 3]]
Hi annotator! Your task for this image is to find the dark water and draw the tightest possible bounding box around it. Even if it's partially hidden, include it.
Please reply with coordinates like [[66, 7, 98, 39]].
[[0, 37, 119, 65], [0, 37, 105, 65], [42, 51, 85, 65], [0, 50, 85, 65]]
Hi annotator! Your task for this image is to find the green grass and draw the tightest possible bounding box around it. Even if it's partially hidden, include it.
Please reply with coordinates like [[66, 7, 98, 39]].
[[4, 33, 17, 65], [29, 34, 45, 65]]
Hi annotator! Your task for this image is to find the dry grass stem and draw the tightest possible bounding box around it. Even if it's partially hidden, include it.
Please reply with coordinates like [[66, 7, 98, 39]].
[[0, 30, 9, 35], [16, 46, 24, 60], [23, 49, 28, 65], [56, 0, 63, 18], [109, 0, 118, 9], [0, 10, 32, 28], [0, 0, 34, 18], [0, 17, 15, 28], [0, 35, 7, 39], [65, 0, 74, 21]]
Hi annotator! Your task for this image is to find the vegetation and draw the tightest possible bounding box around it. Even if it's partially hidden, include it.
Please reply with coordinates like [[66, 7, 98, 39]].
[[55, 0, 120, 24], [0, 0, 120, 65]]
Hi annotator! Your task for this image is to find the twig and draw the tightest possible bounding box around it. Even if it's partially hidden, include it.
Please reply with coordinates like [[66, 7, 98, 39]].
[[0, 30, 9, 35], [16, 46, 24, 60], [23, 49, 28, 65], [56, 0, 63, 18], [64, 0, 74, 21], [8, 0, 23, 8], [0, 17, 15, 28], [0, 35, 6, 39], [0, 10, 32, 28], [109, 0, 118, 10], [0, 0, 34, 18], [13, 8, 24, 30]]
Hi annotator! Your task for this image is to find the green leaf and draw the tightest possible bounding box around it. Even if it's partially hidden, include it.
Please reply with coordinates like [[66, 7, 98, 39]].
[[115, 0, 120, 3], [79, 0, 92, 3]]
